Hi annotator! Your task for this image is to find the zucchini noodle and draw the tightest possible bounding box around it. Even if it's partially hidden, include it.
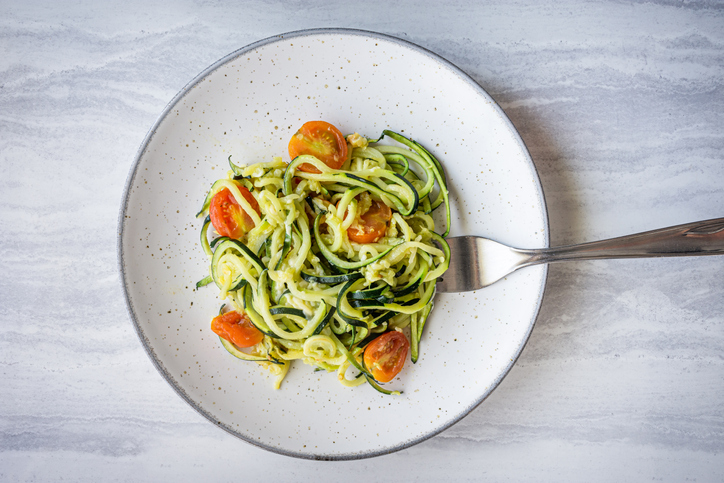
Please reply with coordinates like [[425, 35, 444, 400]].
[[196, 129, 450, 395]]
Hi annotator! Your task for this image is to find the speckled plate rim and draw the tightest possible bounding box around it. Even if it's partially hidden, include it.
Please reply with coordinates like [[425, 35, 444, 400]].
[[117, 27, 550, 460]]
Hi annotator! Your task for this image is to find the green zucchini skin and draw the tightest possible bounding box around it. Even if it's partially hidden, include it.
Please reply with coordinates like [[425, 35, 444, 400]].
[[282, 155, 417, 216], [380, 130, 450, 236], [269, 306, 306, 318], [335, 273, 367, 327], [195, 179, 229, 218], [242, 284, 280, 339], [391, 260, 428, 297], [210, 236, 224, 249], [411, 302, 434, 364], [200, 216, 213, 257], [348, 281, 390, 300], [228, 155, 245, 177], [196, 128, 450, 396], [300, 271, 360, 284], [209, 237, 265, 291], [313, 213, 397, 270], [219, 336, 280, 363], [349, 297, 418, 309], [363, 374, 402, 396], [312, 306, 336, 336], [196, 275, 213, 289], [275, 226, 292, 270], [384, 153, 409, 176]]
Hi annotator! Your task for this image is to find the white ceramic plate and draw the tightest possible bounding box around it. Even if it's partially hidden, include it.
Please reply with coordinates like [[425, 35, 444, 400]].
[[118, 29, 548, 460]]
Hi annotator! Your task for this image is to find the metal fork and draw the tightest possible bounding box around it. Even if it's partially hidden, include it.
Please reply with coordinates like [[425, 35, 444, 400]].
[[436, 217, 724, 293]]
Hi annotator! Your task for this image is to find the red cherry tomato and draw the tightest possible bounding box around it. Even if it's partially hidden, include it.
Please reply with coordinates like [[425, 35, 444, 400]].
[[288, 121, 348, 173], [363, 331, 409, 383], [211, 311, 264, 348], [209, 186, 260, 239], [347, 198, 392, 244]]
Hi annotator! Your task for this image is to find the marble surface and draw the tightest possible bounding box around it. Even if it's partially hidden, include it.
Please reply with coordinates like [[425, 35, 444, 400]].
[[2, 1, 723, 481]]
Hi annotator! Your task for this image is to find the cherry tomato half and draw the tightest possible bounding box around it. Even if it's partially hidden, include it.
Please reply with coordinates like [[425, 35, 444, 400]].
[[288, 121, 348, 173], [211, 311, 264, 348], [363, 331, 409, 383], [209, 185, 260, 239], [347, 198, 392, 244]]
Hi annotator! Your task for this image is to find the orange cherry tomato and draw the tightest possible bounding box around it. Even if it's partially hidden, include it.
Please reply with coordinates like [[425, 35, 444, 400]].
[[209, 185, 260, 239], [347, 198, 392, 244], [288, 121, 348, 173], [211, 311, 264, 348], [363, 331, 409, 383]]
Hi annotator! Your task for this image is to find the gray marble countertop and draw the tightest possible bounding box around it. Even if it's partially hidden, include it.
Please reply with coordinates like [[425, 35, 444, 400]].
[[3, 1, 723, 481]]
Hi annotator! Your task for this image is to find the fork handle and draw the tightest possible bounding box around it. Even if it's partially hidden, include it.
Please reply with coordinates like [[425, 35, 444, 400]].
[[520, 217, 724, 267]]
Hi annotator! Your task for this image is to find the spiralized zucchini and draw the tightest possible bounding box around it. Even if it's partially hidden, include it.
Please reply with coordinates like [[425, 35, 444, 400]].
[[196, 129, 450, 395]]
